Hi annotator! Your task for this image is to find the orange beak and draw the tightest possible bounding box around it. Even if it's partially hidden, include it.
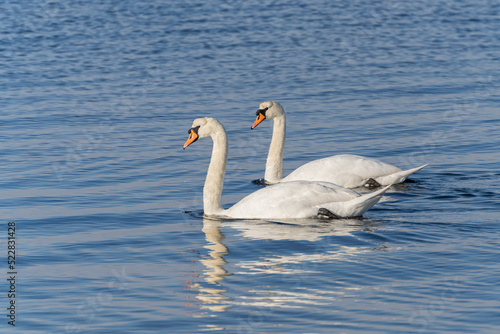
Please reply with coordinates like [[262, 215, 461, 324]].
[[251, 112, 266, 129], [183, 129, 199, 149]]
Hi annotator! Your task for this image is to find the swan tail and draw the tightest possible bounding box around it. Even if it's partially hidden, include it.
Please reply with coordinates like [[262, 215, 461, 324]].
[[375, 164, 428, 185], [321, 185, 391, 218]]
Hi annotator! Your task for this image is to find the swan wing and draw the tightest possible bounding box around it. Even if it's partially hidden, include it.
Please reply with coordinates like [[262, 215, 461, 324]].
[[282, 154, 404, 188], [225, 181, 385, 219]]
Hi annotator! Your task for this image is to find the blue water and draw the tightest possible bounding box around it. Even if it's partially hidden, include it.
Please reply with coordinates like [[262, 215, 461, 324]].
[[1, 0, 500, 333]]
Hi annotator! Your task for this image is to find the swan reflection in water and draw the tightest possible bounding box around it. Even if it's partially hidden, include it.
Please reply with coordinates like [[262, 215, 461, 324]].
[[189, 216, 387, 318], [190, 218, 232, 315]]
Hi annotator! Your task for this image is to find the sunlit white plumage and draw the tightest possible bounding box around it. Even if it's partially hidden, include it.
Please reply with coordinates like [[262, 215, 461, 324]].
[[251, 101, 427, 188], [183, 117, 389, 219]]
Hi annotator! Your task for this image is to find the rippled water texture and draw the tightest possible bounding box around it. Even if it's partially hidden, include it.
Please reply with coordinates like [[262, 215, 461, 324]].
[[1, 0, 499, 333]]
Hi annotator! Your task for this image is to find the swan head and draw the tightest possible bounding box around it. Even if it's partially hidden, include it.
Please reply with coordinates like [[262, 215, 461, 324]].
[[251, 101, 284, 129], [183, 117, 223, 149]]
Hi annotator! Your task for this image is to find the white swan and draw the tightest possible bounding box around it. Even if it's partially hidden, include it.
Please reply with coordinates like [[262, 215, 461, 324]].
[[183, 117, 390, 219], [251, 101, 427, 188]]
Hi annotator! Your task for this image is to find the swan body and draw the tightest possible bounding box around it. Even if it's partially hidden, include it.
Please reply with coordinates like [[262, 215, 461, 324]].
[[282, 154, 426, 189], [251, 101, 427, 188], [225, 180, 389, 219], [183, 117, 389, 219]]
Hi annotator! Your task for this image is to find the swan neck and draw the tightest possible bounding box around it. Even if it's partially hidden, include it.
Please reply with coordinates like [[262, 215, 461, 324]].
[[265, 114, 285, 183], [203, 128, 227, 215]]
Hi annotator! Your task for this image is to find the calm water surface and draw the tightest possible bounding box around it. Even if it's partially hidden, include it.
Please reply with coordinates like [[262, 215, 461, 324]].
[[1, 0, 499, 333]]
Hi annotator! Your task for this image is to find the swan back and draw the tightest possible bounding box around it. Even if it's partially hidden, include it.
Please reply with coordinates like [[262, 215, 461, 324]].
[[225, 181, 358, 219], [283, 154, 401, 188]]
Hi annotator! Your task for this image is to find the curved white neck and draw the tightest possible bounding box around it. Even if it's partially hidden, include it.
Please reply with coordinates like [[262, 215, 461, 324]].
[[265, 114, 285, 183], [203, 126, 227, 215]]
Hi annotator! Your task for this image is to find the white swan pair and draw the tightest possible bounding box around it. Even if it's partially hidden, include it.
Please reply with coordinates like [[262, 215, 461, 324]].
[[183, 102, 426, 220], [184, 117, 391, 220]]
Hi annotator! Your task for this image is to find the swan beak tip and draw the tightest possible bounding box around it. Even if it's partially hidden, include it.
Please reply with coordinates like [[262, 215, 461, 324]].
[[251, 113, 265, 129]]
